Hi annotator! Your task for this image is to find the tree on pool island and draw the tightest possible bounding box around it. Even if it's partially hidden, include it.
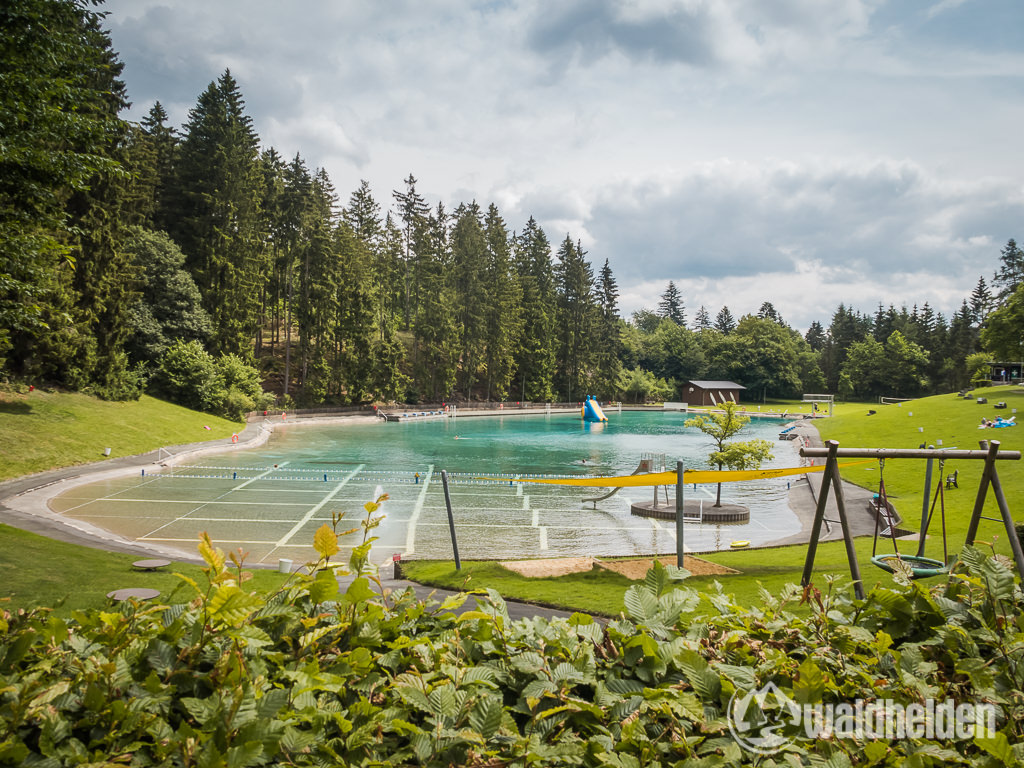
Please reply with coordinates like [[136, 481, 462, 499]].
[[686, 402, 774, 507]]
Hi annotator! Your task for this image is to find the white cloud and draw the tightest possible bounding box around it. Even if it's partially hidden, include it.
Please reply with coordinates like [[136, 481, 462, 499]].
[[100, 0, 1024, 333]]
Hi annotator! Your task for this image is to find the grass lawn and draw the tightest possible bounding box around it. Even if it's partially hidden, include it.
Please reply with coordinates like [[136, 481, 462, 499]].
[[405, 388, 1024, 615], [0, 526, 289, 617], [0, 389, 240, 482]]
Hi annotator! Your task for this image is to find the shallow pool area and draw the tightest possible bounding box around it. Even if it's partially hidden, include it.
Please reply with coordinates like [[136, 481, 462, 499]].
[[51, 411, 806, 564]]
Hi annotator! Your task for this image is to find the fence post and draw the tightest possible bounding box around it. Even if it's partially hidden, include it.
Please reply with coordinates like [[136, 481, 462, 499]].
[[675, 460, 685, 568], [441, 470, 461, 570]]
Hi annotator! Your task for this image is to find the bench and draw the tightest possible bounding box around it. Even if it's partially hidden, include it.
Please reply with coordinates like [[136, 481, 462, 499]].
[[945, 470, 958, 489]]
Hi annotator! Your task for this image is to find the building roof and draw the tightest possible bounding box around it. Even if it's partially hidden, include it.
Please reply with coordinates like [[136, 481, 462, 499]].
[[686, 380, 746, 390]]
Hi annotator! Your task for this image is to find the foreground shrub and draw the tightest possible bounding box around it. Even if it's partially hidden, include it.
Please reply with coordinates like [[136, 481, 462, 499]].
[[1, 502, 1022, 766]]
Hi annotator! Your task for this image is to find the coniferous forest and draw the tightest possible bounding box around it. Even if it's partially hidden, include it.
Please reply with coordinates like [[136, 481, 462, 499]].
[[4, 0, 1022, 418]]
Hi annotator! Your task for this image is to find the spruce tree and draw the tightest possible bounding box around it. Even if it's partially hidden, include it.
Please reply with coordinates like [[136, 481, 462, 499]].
[[805, 321, 827, 351], [658, 281, 685, 325], [693, 305, 712, 331], [450, 202, 488, 398], [714, 306, 736, 334], [554, 236, 596, 402], [513, 217, 557, 401], [59, 12, 139, 398], [594, 259, 623, 398], [1, 0, 126, 381], [392, 174, 430, 330], [482, 204, 522, 401], [994, 238, 1024, 301], [412, 204, 459, 400], [170, 70, 262, 356], [970, 276, 993, 323]]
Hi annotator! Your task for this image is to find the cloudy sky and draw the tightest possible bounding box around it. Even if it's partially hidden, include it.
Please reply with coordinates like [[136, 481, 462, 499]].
[[102, 0, 1024, 331]]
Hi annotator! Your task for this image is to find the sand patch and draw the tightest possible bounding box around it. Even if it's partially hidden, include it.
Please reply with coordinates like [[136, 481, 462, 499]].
[[598, 555, 738, 580], [500, 557, 595, 578], [499, 555, 738, 579]]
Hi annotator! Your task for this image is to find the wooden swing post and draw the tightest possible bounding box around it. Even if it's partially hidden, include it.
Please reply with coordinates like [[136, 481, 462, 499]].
[[801, 440, 865, 599], [800, 441, 1023, 594]]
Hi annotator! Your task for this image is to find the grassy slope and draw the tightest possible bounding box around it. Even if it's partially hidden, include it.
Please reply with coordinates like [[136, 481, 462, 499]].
[[0, 390, 240, 482], [0, 526, 289, 616], [0, 389, 245, 612], [405, 389, 1024, 615]]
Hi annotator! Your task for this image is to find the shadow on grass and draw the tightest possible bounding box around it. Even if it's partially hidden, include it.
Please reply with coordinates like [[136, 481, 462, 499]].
[[0, 400, 33, 415]]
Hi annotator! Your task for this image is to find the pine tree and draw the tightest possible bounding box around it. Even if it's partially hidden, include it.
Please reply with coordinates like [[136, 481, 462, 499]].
[[658, 281, 685, 325], [594, 259, 623, 398], [994, 238, 1024, 301], [693, 305, 712, 331], [757, 301, 782, 324], [342, 179, 383, 245], [170, 70, 262, 355], [554, 236, 596, 402], [482, 204, 522, 401], [58, 12, 139, 398], [513, 217, 557, 401], [412, 203, 459, 400], [255, 147, 287, 361], [714, 306, 736, 334], [450, 202, 488, 398], [805, 321, 826, 351], [1, 0, 126, 381], [392, 174, 430, 330], [970, 276, 993, 324]]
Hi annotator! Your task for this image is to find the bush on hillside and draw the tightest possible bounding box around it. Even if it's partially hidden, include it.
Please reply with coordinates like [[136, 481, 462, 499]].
[[150, 340, 271, 420], [1, 497, 1021, 766]]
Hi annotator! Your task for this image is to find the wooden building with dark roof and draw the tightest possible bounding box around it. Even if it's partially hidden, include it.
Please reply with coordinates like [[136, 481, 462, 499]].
[[681, 380, 746, 408]]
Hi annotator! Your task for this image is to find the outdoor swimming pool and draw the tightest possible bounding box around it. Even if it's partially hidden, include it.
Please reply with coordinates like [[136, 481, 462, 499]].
[[51, 410, 805, 565]]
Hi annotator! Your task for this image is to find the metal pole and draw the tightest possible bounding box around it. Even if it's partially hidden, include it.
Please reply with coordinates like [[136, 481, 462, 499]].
[[917, 449, 934, 558], [801, 441, 837, 591], [675, 460, 685, 568], [440, 470, 461, 570]]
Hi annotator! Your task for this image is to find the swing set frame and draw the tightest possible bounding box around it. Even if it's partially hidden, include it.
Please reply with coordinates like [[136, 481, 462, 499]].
[[799, 439, 1022, 599]]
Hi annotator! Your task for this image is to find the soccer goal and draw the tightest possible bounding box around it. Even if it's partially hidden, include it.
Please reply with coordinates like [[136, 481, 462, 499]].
[[802, 393, 834, 416], [879, 396, 914, 405]]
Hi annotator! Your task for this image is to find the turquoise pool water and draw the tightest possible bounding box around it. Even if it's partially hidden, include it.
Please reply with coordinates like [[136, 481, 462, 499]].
[[53, 411, 806, 563]]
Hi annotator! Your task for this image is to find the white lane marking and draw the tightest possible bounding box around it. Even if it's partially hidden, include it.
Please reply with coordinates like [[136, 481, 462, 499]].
[[403, 465, 434, 555], [274, 464, 364, 547]]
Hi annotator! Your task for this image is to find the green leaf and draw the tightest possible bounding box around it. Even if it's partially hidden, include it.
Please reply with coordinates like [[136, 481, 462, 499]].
[[439, 592, 469, 611], [623, 585, 657, 623], [677, 649, 720, 702], [308, 569, 339, 604], [793, 656, 826, 705], [469, 694, 503, 738], [341, 577, 375, 606], [981, 557, 1015, 601], [207, 585, 264, 627], [975, 732, 1015, 763]]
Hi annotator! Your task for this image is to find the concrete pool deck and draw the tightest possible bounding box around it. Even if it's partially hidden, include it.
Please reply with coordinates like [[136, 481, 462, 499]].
[[0, 409, 879, 565]]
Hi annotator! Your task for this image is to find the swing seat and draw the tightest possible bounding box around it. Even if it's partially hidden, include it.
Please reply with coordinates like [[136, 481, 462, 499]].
[[871, 554, 948, 578]]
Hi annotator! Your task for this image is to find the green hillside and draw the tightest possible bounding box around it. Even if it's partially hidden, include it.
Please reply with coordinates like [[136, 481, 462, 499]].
[[0, 390, 239, 482]]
